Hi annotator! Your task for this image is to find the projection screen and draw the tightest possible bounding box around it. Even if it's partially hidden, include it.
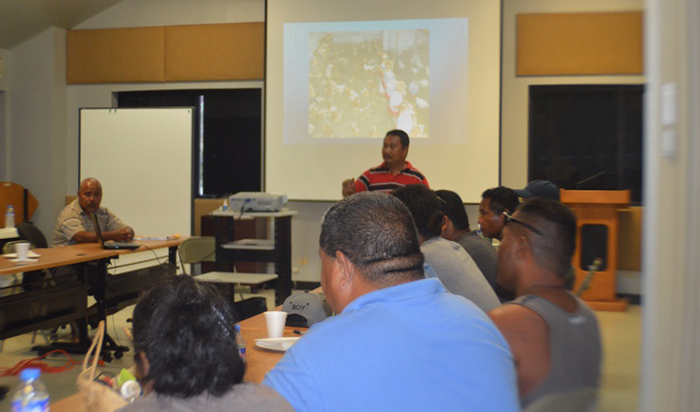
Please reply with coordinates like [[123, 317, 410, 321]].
[[266, 0, 501, 202]]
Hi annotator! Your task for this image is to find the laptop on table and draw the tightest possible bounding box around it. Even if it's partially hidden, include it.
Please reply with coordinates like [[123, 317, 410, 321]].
[[91, 213, 141, 250]]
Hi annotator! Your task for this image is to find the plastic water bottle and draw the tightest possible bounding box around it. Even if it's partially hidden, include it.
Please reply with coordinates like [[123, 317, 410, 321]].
[[11, 368, 49, 412], [235, 324, 246, 359], [475, 222, 483, 238], [5, 205, 15, 229]]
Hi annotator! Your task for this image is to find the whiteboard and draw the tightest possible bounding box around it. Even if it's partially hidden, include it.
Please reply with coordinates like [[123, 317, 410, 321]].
[[80, 108, 193, 269]]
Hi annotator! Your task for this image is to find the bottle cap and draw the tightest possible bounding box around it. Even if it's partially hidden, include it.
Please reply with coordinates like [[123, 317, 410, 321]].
[[20, 368, 40, 381], [120, 380, 142, 400], [235, 324, 241, 332]]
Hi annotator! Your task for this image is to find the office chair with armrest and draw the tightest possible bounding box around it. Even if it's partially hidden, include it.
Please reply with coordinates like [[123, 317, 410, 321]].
[[15, 222, 50, 291], [16, 222, 48, 249]]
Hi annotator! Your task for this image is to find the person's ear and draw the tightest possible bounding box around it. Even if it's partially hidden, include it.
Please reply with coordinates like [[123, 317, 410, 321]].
[[334, 250, 355, 289], [440, 215, 451, 239], [513, 236, 531, 261], [137, 351, 150, 379]]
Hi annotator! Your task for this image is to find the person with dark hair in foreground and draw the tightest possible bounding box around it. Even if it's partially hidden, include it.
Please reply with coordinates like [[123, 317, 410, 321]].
[[478, 186, 521, 241], [488, 198, 602, 410], [436, 189, 498, 290], [264, 192, 518, 411], [392, 185, 498, 312], [118, 275, 292, 412], [341, 129, 429, 197]]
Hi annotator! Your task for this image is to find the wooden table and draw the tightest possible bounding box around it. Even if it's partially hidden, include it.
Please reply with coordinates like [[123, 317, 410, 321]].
[[51, 307, 308, 412], [0, 244, 117, 276], [0, 240, 183, 353], [239, 310, 304, 383], [0, 239, 183, 276], [0, 245, 118, 343]]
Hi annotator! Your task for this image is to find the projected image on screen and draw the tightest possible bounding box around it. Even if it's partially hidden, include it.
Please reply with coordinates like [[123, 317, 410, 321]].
[[284, 18, 468, 145], [308, 29, 430, 139]]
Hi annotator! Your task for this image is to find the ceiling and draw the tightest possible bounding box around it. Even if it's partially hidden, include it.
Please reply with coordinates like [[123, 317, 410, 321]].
[[0, 0, 126, 49]]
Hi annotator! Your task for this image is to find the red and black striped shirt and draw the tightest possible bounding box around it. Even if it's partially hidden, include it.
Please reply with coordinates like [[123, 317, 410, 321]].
[[354, 161, 429, 193]]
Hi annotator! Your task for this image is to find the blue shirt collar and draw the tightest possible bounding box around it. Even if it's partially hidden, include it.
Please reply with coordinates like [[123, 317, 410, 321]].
[[342, 278, 445, 314]]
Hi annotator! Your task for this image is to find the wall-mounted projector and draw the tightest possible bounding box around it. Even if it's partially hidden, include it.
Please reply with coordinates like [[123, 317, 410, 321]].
[[228, 192, 288, 212]]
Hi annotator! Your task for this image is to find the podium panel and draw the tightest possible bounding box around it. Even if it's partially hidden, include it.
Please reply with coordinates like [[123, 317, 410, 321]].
[[561, 189, 630, 311]]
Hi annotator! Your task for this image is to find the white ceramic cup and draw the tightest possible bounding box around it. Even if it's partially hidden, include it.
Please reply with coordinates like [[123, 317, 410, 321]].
[[15, 242, 30, 262], [264, 311, 288, 338]]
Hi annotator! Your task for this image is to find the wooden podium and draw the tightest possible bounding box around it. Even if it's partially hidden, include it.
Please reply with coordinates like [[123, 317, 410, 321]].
[[560, 189, 630, 311]]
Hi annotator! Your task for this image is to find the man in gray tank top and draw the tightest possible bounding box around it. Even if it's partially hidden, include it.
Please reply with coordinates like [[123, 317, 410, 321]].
[[488, 198, 602, 410]]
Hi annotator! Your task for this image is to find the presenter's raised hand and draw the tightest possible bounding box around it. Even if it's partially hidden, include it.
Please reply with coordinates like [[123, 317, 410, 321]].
[[342, 178, 357, 198]]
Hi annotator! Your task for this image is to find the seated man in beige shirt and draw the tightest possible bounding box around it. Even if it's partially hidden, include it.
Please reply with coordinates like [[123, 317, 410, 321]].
[[52, 177, 134, 247], [49, 178, 134, 285]]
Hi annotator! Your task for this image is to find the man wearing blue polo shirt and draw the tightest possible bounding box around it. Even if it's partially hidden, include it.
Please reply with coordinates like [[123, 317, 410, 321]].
[[263, 192, 518, 412]]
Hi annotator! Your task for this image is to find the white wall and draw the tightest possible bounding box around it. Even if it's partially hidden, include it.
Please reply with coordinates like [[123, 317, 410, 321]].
[[73, 0, 265, 29], [6, 27, 67, 237], [641, 0, 700, 408]]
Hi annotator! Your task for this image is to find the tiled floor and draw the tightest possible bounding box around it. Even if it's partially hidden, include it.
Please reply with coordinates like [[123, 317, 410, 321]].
[[0, 291, 642, 410], [596, 304, 642, 411]]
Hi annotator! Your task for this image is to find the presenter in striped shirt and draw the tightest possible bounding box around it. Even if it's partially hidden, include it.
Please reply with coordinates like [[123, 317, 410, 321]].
[[341, 129, 429, 197]]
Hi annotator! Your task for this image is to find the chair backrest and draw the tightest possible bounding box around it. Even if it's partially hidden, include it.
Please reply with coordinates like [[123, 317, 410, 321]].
[[16, 222, 48, 249], [524, 388, 598, 412], [179, 236, 216, 275], [180, 237, 216, 263]]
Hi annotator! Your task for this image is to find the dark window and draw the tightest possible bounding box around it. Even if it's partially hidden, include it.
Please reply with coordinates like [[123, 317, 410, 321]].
[[528, 85, 643, 204], [117, 89, 262, 198]]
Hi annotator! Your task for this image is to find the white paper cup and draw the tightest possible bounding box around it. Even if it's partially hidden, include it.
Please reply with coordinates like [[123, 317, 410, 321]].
[[264, 311, 288, 338], [15, 242, 30, 262]]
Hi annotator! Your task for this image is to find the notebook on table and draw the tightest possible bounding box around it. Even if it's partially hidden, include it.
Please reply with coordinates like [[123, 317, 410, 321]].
[[91, 213, 140, 250]]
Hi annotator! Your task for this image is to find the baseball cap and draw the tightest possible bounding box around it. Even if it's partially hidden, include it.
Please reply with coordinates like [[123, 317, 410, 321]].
[[282, 291, 332, 327], [514, 180, 560, 201]]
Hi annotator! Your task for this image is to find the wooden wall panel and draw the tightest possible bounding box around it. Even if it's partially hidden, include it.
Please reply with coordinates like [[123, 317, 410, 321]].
[[517, 12, 643, 76], [67, 27, 165, 84], [164, 23, 264, 81]]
